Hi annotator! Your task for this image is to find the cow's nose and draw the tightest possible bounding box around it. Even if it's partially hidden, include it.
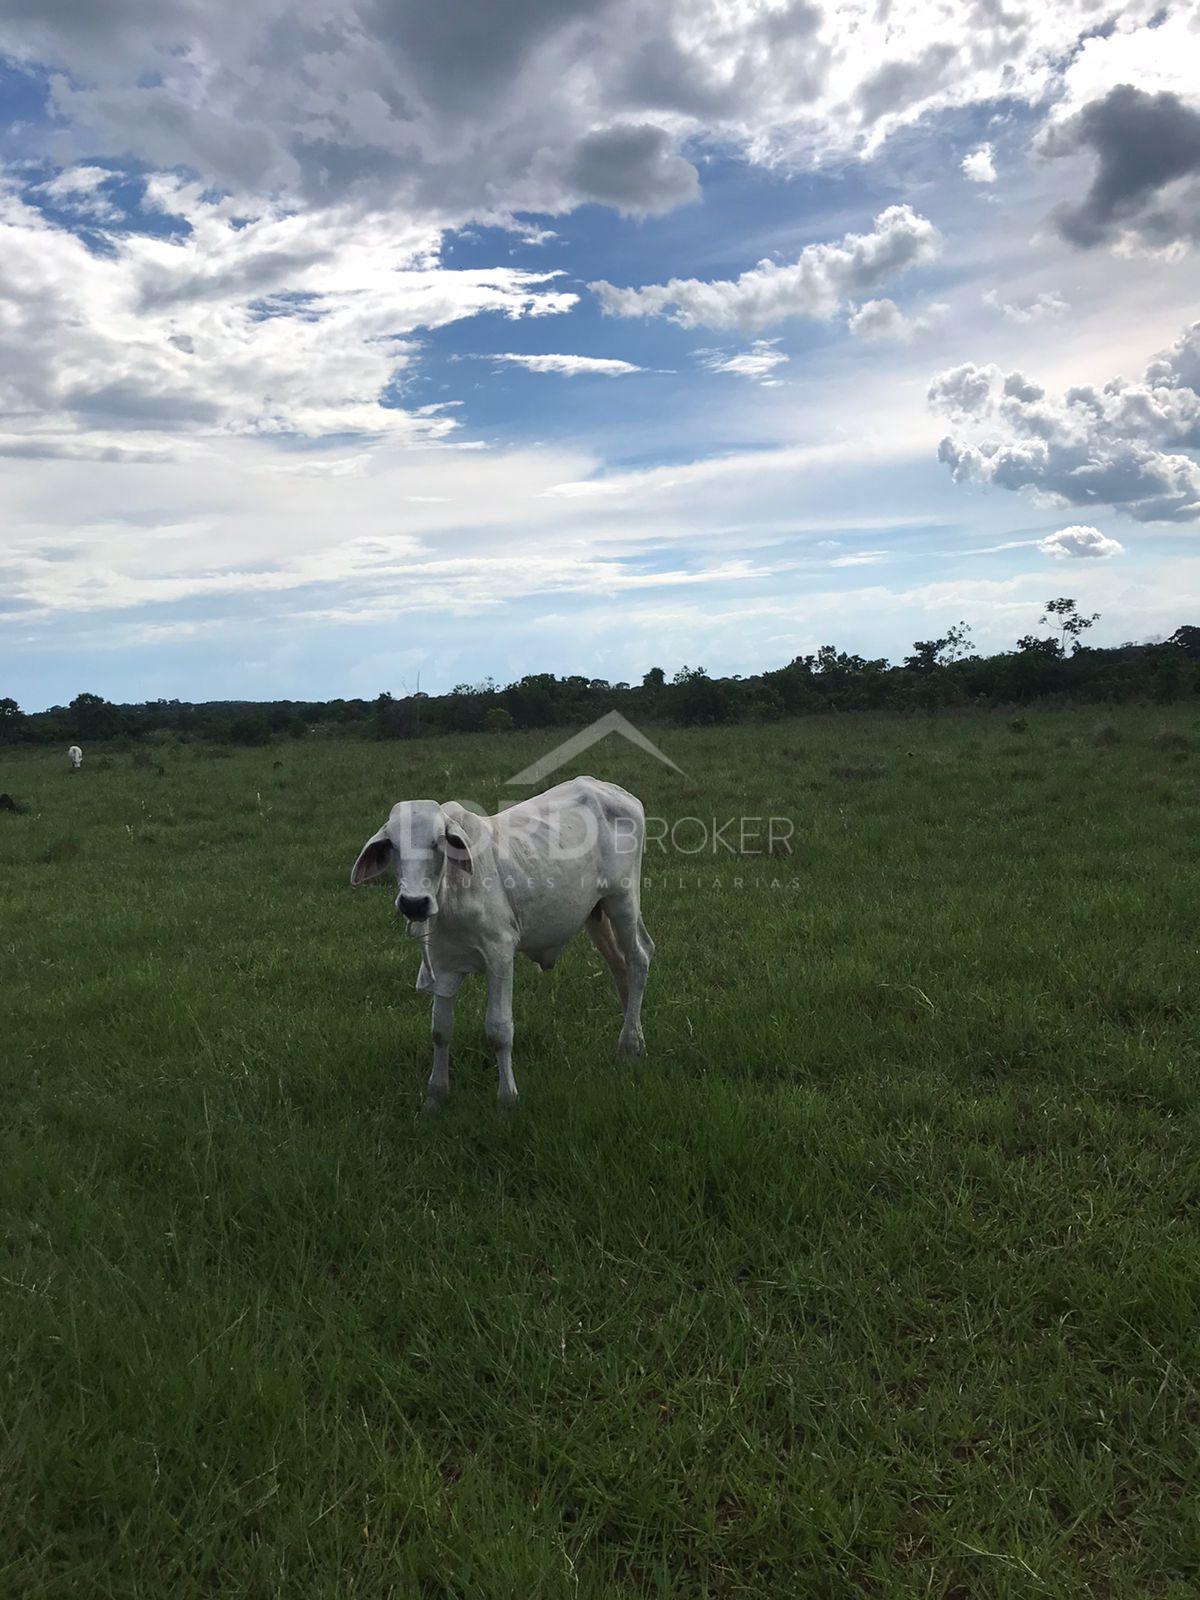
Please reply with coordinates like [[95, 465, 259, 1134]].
[[398, 894, 432, 920]]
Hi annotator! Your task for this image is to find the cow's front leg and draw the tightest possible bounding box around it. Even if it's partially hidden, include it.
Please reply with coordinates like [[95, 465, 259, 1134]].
[[425, 971, 464, 1112], [485, 955, 518, 1108]]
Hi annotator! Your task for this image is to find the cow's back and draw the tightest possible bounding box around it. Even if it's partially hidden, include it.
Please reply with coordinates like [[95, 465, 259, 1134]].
[[491, 777, 645, 954], [496, 776, 643, 859]]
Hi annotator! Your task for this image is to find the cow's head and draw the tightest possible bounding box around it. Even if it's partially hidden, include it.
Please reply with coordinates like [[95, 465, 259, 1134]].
[[350, 799, 473, 926]]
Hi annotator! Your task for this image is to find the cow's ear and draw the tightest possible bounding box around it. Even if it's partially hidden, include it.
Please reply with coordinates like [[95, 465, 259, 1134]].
[[439, 827, 473, 874], [351, 827, 393, 885]]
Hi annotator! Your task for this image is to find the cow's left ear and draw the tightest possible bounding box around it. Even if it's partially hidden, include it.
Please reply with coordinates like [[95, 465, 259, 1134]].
[[351, 826, 393, 885], [439, 826, 473, 874]]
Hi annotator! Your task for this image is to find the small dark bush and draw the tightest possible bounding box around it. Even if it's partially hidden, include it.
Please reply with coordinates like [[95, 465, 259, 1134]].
[[1009, 717, 1028, 733], [41, 838, 81, 863], [1093, 724, 1120, 747]]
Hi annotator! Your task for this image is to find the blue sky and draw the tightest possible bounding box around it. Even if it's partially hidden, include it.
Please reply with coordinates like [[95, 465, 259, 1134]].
[[2, 1, 1200, 710]]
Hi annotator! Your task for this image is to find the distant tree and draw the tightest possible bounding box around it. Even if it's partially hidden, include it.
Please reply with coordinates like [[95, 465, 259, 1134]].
[[68, 691, 120, 740], [483, 707, 514, 733], [642, 667, 666, 691], [228, 713, 272, 746], [901, 627, 973, 708], [1153, 652, 1186, 704], [671, 666, 734, 724], [904, 638, 947, 674], [1016, 634, 1062, 657], [0, 697, 25, 742], [1169, 625, 1200, 658], [746, 682, 785, 720], [1041, 597, 1099, 656], [373, 691, 408, 740], [943, 621, 974, 661]]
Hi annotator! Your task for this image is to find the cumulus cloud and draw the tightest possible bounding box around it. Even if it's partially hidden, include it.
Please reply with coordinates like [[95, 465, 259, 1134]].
[[0, 176, 575, 454], [1048, 9, 1200, 126], [1037, 524, 1125, 559], [487, 353, 642, 376], [929, 321, 1200, 522], [696, 340, 788, 383], [962, 144, 996, 183], [1044, 85, 1200, 252], [592, 205, 940, 332], [846, 295, 944, 343], [562, 123, 700, 217], [983, 289, 1069, 323], [0, 0, 1171, 226]]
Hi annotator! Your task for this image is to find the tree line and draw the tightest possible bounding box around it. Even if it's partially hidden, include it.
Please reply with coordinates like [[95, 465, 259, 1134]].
[[4, 602, 1200, 748]]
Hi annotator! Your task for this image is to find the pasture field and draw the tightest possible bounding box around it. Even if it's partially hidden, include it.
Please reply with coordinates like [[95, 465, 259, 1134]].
[[3, 707, 1200, 1598]]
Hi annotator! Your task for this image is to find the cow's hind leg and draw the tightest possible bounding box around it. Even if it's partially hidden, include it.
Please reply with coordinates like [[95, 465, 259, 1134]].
[[586, 905, 628, 1010], [602, 895, 653, 1058]]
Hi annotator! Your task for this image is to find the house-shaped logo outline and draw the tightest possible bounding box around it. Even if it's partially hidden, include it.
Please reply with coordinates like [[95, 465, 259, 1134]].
[[505, 710, 686, 785]]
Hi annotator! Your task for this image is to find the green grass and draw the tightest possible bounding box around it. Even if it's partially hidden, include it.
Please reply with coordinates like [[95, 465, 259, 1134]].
[[2, 708, 1199, 1598]]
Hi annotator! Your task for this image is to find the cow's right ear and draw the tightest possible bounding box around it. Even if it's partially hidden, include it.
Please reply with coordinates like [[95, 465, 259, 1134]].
[[350, 827, 393, 885]]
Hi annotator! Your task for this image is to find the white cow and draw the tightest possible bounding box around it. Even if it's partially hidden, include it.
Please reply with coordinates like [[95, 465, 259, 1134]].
[[67, 744, 82, 771], [351, 776, 654, 1110]]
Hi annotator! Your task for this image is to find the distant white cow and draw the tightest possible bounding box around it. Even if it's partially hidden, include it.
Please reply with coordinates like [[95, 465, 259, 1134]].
[[351, 776, 654, 1110], [67, 744, 82, 771]]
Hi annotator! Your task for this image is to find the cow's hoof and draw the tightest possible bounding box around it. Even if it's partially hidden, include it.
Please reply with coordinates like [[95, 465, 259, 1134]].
[[617, 1032, 645, 1060], [498, 1091, 519, 1112], [422, 1090, 447, 1114]]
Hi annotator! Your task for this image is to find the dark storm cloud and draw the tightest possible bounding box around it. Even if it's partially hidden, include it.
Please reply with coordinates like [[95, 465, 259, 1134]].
[[358, 0, 615, 109], [564, 122, 699, 215], [1047, 85, 1200, 249]]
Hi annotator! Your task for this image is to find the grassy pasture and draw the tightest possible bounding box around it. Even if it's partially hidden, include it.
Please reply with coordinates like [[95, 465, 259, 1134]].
[[2, 708, 1199, 1598]]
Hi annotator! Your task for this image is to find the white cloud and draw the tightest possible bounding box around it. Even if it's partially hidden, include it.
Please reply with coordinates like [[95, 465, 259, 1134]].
[[930, 321, 1200, 522], [33, 164, 122, 220], [0, 1, 1171, 228], [3, 0, 1198, 705], [983, 289, 1069, 324], [591, 205, 941, 332], [0, 175, 575, 455], [1037, 524, 1125, 559], [1049, 10, 1200, 128], [830, 550, 888, 566], [846, 296, 943, 343], [697, 340, 788, 383], [486, 353, 643, 376], [539, 478, 629, 499], [961, 144, 996, 183]]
